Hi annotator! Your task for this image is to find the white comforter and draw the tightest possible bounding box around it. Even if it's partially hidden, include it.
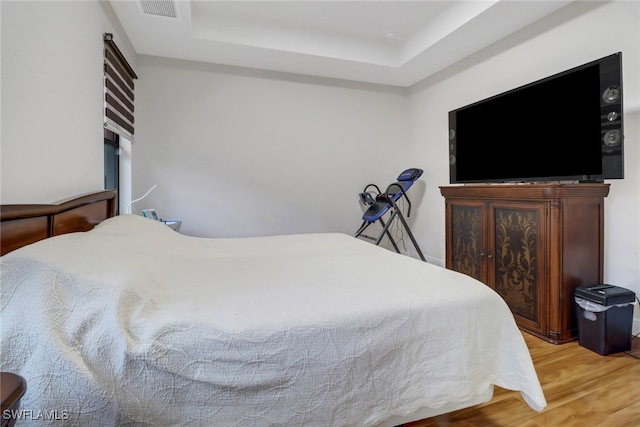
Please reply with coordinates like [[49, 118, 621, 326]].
[[0, 215, 545, 426]]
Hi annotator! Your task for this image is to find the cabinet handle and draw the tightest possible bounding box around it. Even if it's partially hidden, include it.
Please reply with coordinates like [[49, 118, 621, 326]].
[[480, 251, 485, 259], [487, 248, 493, 260]]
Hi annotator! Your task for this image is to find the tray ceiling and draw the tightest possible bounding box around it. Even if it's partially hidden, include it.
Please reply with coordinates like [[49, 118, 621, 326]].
[[110, 1, 572, 87]]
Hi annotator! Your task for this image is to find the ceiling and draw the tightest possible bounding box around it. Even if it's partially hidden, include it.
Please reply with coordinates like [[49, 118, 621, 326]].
[[110, 0, 573, 87]]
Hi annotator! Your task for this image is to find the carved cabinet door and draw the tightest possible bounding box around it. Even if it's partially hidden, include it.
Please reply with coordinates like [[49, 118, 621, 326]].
[[487, 201, 547, 336], [446, 199, 487, 283]]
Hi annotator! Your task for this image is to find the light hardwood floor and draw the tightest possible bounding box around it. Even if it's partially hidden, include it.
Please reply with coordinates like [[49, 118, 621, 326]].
[[406, 331, 640, 427]]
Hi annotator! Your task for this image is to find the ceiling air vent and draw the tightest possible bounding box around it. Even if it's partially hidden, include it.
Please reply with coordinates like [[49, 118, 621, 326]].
[[139, 0, 177, 18]]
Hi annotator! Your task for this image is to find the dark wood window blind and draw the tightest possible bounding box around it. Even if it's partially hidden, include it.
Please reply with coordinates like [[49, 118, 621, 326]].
[[104, 33, 137, 137]]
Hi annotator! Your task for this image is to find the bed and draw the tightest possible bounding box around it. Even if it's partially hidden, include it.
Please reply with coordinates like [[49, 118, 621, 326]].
[[0, 191, 546, 426]]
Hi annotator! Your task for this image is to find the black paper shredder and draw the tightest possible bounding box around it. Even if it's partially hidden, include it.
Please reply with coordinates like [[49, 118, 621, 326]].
[[575, 284, 635, 355]]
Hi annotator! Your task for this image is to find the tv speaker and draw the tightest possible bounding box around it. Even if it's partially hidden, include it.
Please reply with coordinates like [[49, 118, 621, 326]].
[[598, 52, 624, 179], [602, 86, 620, 104], [448, 129, 456, 165], [448, 111, 457, 182], [603, 129, 621, 147]]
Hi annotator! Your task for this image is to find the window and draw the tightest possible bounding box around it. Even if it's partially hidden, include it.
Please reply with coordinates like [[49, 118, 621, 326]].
[[104, 33, 137, 214], [104, 33, 137, 137], [104, 129, 120, 213]]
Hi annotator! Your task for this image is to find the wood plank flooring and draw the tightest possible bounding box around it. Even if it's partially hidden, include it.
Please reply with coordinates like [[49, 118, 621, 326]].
[[406, 332, 640, 427]]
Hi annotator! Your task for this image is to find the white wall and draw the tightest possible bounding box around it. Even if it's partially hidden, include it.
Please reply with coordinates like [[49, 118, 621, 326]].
[[408, 0, 640, 308], [0, 0, 135, 203], [134, 57, 411, 238]]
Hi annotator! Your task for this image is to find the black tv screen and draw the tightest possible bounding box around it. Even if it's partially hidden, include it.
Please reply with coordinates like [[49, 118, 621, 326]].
[[449, 52, 623, 183]]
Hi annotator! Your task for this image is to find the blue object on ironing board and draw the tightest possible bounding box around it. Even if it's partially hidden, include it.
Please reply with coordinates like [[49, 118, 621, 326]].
[[355, 168, 426, 261]]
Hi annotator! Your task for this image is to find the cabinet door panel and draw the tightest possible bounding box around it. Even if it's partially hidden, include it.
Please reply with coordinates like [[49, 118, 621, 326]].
[[490, 203, 547, 334], [448, 201, 485, 282]]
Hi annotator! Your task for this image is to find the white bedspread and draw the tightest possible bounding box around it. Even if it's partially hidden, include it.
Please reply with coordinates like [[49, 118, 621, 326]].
[[0, 215, 545, 426]]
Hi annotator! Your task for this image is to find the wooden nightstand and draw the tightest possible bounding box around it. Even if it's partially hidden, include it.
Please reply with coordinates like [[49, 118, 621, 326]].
[[1, 373, 26, 427]]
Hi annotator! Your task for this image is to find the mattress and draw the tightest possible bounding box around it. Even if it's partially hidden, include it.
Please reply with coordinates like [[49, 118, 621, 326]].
[[0, 215, 546, 426]]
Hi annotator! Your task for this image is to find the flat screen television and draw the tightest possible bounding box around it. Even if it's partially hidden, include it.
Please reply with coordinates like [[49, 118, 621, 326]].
[[448, 52, 624, 184]]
